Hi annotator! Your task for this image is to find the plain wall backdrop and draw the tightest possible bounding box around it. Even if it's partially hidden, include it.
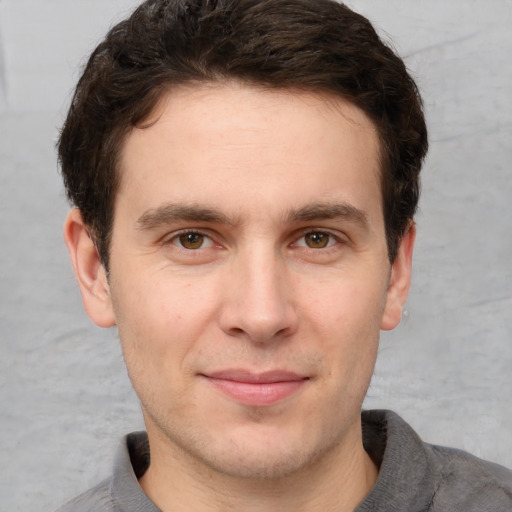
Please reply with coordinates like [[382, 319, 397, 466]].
[[0, 1, 511, 510]]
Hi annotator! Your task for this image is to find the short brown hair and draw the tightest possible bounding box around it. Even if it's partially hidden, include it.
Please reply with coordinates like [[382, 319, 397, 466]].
[[58, 0, 428, 267]]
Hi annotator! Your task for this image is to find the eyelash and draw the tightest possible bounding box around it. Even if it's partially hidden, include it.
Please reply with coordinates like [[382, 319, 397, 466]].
[[164, 228, 344, 252], [293, 230, 341, 250], [164, 229, 216, 249]]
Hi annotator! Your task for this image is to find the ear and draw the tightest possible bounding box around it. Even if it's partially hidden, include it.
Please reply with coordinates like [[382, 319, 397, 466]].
[[380, 222, 416, 331], [63, 208, 116, 328]]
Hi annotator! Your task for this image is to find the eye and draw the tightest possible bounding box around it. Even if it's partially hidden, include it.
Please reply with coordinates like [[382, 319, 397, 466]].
[[297, 231, 337, 249], [174, 231, 214, 250]]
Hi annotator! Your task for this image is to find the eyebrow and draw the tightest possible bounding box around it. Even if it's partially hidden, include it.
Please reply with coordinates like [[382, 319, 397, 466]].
[[136, 201, 369, 231], [285, 202, 369, 227], [136, 203, 238, 230]]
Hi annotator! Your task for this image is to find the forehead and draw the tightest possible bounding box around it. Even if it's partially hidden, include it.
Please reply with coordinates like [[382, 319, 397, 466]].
[[117, 83, 383, 226]]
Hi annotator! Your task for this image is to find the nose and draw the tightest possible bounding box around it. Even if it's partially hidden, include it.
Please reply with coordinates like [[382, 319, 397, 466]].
[[218, 247, 299, 344]]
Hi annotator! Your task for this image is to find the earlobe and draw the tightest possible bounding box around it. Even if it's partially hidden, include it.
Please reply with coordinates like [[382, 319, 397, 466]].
[[380, 222, 416, 331], [63, 208, 116, 328]]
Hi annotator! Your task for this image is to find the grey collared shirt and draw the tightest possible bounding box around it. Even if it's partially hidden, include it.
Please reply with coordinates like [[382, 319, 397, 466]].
[[56, 410, 512, 512]]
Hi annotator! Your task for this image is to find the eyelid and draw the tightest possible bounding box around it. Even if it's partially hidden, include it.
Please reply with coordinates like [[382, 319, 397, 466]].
[[161, 228, 216, 248], [291, 228, 346, 248], [157, 226, 347, 255]]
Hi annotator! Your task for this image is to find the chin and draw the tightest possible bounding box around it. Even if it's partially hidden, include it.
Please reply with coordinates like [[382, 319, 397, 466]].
[[179, 423, 342, 481], [202, 445, 320, 481]]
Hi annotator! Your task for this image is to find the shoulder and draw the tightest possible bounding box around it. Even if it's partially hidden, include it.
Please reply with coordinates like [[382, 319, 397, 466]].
[[360, 410, 512, 512], [54, 477, 116, 512], [54, 431, 156, 512], [426, 443, 512, 511]]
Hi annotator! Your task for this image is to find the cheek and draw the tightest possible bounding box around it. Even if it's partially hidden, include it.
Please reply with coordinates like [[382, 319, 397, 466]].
[[111, 274, 217, 375], [308, 271, 387, 330], [306, 275, 386, 374], [111, 278, 216, 419]]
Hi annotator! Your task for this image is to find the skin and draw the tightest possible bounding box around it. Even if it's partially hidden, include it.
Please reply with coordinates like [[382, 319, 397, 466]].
[[64, 82, 414, 512]]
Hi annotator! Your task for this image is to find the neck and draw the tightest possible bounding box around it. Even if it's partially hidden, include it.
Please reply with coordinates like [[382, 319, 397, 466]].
[[139, 420, 378, 512]]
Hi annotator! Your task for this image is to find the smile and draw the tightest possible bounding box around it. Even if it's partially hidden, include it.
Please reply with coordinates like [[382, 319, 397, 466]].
[[201, 370, 309, 407]]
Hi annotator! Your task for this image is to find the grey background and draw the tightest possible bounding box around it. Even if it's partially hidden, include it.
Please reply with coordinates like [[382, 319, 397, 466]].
[[0, 1, 511, 510]]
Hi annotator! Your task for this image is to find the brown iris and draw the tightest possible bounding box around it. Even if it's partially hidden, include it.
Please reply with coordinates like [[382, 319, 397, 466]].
[[304, 232, 330, 249], [179, 232, 204, 249]]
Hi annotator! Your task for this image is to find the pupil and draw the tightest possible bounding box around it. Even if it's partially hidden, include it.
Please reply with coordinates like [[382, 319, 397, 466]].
[[180, 233, 203, 249], [306, 232, 329, 248]]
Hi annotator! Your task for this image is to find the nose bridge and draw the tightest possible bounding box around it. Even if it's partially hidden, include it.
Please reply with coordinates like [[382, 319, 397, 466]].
[[219, 240, 297, 342]]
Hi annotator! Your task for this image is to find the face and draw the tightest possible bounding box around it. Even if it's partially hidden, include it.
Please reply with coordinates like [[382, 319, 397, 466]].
[[66, 83, 413, 480]]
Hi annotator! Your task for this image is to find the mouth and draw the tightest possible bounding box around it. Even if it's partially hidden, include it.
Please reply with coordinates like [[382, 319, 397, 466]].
[[200, 370, 309, 407]]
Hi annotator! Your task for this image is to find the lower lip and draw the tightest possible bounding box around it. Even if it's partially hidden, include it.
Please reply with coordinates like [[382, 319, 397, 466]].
[[206, 378, 306, 406]]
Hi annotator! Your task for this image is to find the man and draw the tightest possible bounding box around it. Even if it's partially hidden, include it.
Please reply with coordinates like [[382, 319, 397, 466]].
[[56, 0, 512, 510]]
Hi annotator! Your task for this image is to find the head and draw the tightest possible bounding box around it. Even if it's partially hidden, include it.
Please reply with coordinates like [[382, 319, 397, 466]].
[[60, 0, 427, 494], [59, 0, 427, 270]]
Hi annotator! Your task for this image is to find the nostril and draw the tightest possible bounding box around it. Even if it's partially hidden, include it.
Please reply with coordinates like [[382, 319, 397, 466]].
[[275, 327, 289, 337], [228, 327, 245, 337]]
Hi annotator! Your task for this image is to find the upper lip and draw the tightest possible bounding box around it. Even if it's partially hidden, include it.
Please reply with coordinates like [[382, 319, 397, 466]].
[[202, 370, 309, 384]]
